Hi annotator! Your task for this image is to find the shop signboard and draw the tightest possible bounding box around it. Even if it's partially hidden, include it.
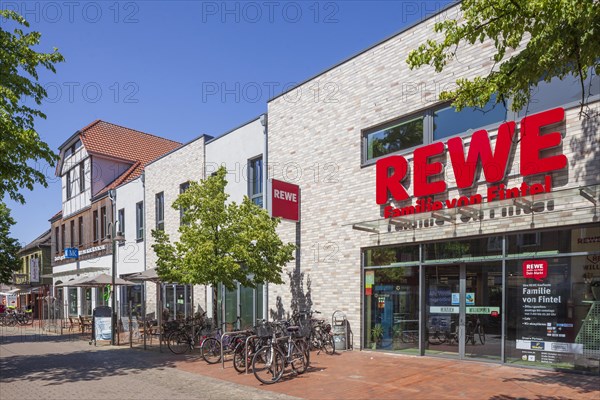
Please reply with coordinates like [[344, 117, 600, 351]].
[[517, 260, 578, 365], [377, 107, 567, 217], [269, 179, 300, 222]]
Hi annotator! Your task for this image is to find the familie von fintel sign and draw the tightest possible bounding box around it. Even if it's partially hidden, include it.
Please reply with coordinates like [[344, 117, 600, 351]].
[[376, 107, 567, 218]]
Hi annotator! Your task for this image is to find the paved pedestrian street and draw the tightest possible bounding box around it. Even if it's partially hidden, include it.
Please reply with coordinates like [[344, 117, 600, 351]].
[[1, 326, 598, 399], [0, 327, 297, 400]]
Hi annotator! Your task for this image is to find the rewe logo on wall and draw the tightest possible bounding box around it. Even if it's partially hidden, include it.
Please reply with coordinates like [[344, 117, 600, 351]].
[[376, 107, 567, 216]]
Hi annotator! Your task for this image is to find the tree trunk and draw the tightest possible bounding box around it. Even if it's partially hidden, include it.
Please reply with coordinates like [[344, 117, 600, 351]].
[[212, 283, 218, 328]]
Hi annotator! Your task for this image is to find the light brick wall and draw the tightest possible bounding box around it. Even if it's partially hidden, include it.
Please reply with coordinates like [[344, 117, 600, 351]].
[[266, 3, 600, 348], [144, 136, 208, 316]]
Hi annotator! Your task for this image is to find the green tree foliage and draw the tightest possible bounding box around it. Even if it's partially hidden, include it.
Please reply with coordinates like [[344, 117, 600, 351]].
[[407, 0, 600, 113], [1, 10, 65, 204], [0, 202, 21, 284], [152, 167, 295, 321]]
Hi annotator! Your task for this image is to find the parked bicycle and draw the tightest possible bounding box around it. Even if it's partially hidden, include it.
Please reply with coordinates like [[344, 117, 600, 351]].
[[200, 317, 247, 364], [166, 312, 212, 355], [299, 310, 335, 355], [251, 321, 308, 384]]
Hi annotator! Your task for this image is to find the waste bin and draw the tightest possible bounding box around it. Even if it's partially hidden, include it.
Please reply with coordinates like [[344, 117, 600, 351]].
[[90, 306, 112, 346], [332, 310, 348, 351]]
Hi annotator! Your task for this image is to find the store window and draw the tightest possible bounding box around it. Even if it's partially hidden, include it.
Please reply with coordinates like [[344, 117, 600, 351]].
[[121, 285, 142, 317], [364, 245, 419, 267], [424, 236, 503, 262], [68, 288, 78, 316], [364, 266, 420, 353], [81, 288, 92, 316]]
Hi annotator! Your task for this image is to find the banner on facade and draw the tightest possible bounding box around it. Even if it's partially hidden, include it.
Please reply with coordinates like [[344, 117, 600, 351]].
[[30, 258, 39, 283]]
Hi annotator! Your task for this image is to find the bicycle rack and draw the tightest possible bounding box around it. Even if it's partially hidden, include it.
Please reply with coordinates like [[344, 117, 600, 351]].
[[220, 330, 248, 369], [244, 334, 257, 374], [332, 310, 349, 351]]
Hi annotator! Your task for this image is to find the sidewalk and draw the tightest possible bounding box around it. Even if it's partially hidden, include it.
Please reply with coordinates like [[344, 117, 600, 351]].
[[173, 348, 599, 400], [2, 326, 598, 399]]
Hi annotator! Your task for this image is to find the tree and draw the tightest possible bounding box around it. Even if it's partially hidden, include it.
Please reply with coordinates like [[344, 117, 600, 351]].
[[0, 202, 21, 284], [407, 0, 600, 114], [1, 10, 65, 204], [152, 167, 295, 322]]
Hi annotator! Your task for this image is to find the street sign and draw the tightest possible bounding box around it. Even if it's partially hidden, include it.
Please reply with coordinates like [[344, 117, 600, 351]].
[[64, 247, 79, 259]]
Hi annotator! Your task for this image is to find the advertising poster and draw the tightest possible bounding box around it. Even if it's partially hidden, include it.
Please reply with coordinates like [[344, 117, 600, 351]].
[[94, 317, 112, 341], [517, 260, 582, 365]]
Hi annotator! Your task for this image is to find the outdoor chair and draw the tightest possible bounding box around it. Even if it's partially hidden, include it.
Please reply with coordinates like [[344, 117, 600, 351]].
[[68, 317, 80, 333]]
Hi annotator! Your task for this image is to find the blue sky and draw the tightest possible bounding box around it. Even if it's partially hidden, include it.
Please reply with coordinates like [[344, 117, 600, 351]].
[[3, 0, 453, 245]]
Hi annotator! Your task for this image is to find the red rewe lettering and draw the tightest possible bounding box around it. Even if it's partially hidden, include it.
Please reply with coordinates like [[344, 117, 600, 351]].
[[447, 121, 516, 188], [520, 107, 567, 176], [376, 155, 408, 204], [413, 142, 446, 197]]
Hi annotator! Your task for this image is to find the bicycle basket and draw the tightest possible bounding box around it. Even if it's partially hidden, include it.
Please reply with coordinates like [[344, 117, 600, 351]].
[[256, 323, 273, 338]]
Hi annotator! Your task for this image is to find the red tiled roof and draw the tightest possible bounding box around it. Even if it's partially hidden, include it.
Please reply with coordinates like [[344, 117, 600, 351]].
[[74, 120, 181, 195], [81, 120, 181, 168]]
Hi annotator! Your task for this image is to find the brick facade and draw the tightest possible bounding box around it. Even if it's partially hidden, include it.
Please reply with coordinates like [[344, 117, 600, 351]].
[[266, 3, 599, 347]]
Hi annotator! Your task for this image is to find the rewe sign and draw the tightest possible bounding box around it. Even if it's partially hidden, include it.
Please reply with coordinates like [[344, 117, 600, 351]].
[[376, 107, 567, 216], [270, 179, 300, 222]]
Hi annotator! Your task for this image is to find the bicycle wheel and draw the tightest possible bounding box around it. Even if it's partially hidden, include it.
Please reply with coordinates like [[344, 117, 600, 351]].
[[289, 342, 308, 374], [478, 325, 486, 345], [427, 330, 445, 345], [233, 342, 249, 373], [201, 337, 222, 364], [322, 333, 335, 355], [252, 346, 284, 384], [168, 332, 190, 355]]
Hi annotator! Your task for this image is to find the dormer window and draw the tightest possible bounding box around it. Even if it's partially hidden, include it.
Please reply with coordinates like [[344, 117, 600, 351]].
[[64, 139, 82, 158]]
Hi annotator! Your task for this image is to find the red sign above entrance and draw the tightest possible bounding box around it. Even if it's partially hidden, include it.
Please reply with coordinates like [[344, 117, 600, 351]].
[[270, 179, 300, 222], [376, 107, 567, 206]]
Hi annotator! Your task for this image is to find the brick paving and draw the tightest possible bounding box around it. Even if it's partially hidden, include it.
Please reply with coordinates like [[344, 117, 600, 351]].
[[1, 325, 598, 399], [0, 326, 296, 400]]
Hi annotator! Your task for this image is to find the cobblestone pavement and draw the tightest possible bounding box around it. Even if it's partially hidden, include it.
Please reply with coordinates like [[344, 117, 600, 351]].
[[0, 326, 298, 400]]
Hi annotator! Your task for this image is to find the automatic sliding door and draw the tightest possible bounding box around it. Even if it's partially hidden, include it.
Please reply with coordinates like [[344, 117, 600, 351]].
[[464, 263, 502, 361], [425, 265, 460, 358]]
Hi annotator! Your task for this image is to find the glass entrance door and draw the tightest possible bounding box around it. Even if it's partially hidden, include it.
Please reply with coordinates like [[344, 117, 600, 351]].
[[425, 263, 502, 361], [425, 265, 461, 358]]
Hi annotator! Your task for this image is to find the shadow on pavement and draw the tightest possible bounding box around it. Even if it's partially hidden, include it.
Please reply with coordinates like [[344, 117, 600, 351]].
[[497, 371, 600, 397], [0, 347, 179, 386]]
